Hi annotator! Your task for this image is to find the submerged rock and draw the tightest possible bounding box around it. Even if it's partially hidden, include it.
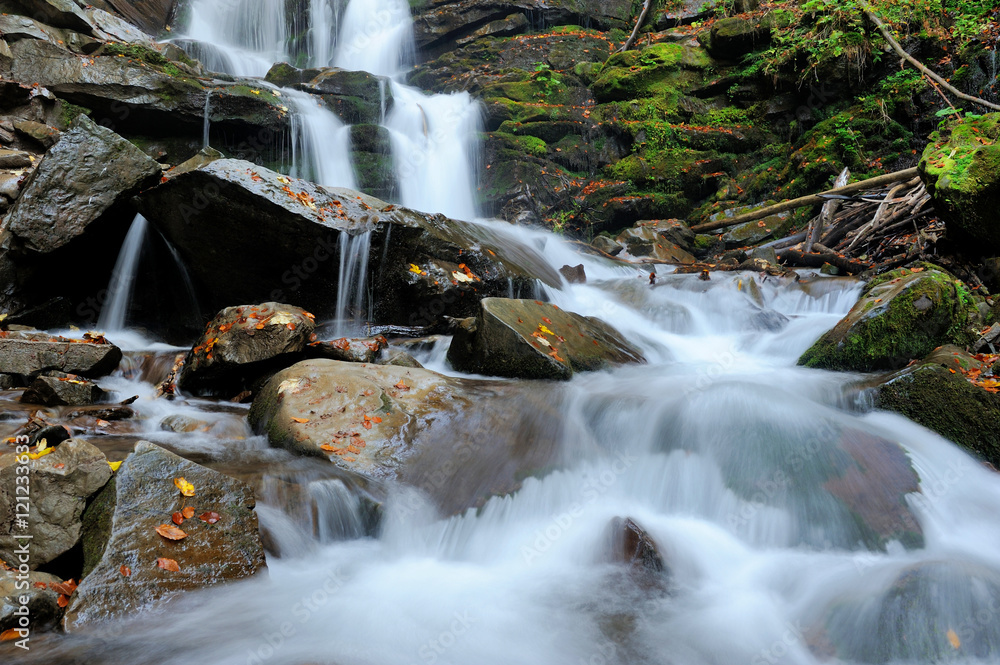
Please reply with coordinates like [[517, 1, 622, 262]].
[[872, 345, 1000, 467], [138, 157, 559, 326], [249, 359, 564, 515], [0, 439, 112, 568], [447, 298, 645, 380], [178, 303, 317, 395], [0, 331, 122, 379], [605, 517, 667, 578], [66, 441, 266, 631], [798, 265, 978, 372], [615, 219, 696, 263]]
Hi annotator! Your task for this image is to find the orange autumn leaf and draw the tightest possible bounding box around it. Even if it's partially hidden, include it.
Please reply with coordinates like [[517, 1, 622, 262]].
[[120, 565, 131, 577], [286, 322, 296, 331], [57, 595, 69, 608], [1, 628, 21, 641], [319, 444, 339, 453], [33, 582, 47, 589], [947, 629, 961, 649], [182, 506, 195, 519], [199, 511, 221, 524], [394, 381, 408, 391], [155, 524, 188, 540], [49, 579, 77, 596], [291, 417, 309, 423], [156, 557, 180, 572], [911, 267, 925, 272], [171, 512, 184, 525], [174, 477, 195, 497], [363, 420, 372, 430]]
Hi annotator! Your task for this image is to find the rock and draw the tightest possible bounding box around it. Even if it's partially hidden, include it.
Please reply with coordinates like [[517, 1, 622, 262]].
[[159, 414, 207, 433], [872, 345, 1000, 467], [817, 561, 1000, 663], [559, 264, 586, 284], [103, 0, 176, 35], [138, 157, 560, 326], [65, 441, 266, 631], [300, 69, 394, 125], [3, 114, 160, 255], [592, 42, 710, 102], [350, 124, 396, 200], [606, 517, 666, 576], [616, 220, 697, 263], [249, 359, 564, 514], [1, 570, 66, 633], [457, 13, 530, 44], [749, 246, 778, 265], [0, 439, 112, 568], [820, 262, 840, 276], [0, 331, 122, 378], [699, 16, 770, 60], [178, 303, 316, 395], [592, 235, 623, 256], [798, 265, 979, 372], [447, 298, 645, 380], [307, 335, 388, 364], [721, 212, 792, 248], [411, 0, 633, 51], [12, 120, 60, 148], [919, 114, 1000, 253], [0, 149, 32, 168], [21, 373, 105, 406]]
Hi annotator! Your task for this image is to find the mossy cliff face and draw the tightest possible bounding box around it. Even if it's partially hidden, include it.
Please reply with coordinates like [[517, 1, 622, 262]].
[[798, 265, 979, 372], [919, 113, 1000, 253]]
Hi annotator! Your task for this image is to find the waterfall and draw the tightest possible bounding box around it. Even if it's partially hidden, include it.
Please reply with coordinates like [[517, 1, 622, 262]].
[[284, 88, 357, 189], [334, 230, 372, 335], [179, 0, 289, 77], [332, 0, 414, 78], [98, 214, 149, 332]]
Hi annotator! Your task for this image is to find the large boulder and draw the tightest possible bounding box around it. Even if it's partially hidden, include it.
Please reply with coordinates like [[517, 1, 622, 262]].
[[447, 298, 645, 380], [615, 219, 696, 263], [20, 372, 106, 406], [178, 303, 316, 395], [65, 441, 266, 631], [798, 265, 979, 372], [919, 114, 1000, 253], [0, 331, 122, 378], [137, 157, 561, 327], [1, 570, 66, 634], [871, 345, 1000, 467], [0, 439, 112, 568], [249, 359, 565, 515], [2, 114, 160, 255], [104, 0, 176, 35]]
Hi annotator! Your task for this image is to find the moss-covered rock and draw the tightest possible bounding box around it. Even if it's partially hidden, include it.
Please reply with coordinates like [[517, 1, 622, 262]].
[[873, 345, 1000, 466], [799, 265, 979, 372], [919, 113, 1000, 253], [591, 42, 709, 103]]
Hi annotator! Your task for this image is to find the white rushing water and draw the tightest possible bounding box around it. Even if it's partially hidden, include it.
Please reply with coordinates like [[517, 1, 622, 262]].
[[52, 2, 1000, 664], [97, 214, 149, 332]]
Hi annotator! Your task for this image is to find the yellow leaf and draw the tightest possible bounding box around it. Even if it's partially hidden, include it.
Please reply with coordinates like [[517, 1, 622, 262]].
[[0, 313, 7, 322], [409, 264, 423, 275], [35, 439, 48, 453], [108, 460, 122, 472], [538, 325, 555, 336], [173, 477, 195, 497], [250, 89, 261, 95], [947, 629, 961, 650], [27, 448, 54, 460]]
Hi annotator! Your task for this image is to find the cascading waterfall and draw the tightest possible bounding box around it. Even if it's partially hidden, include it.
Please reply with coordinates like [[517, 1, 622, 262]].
[[178, 0, 290, 77], [33, 5, 996, 664], [97, 214, 149, 332], [283, 87, 357, 189], [333, 229, 372, 335]]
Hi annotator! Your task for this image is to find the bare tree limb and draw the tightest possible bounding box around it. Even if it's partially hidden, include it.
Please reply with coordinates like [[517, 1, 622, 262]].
[[619, 0, 653, 52], [864, 8, 1000, 112], [805, 167, 849, 253]]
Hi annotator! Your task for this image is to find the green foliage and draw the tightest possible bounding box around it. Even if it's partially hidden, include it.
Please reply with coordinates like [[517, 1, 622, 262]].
[[532, 62, 563, 98]]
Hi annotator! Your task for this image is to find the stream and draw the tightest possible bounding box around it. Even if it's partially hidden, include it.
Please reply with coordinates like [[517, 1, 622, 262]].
[[9, 1, 1000, 663]]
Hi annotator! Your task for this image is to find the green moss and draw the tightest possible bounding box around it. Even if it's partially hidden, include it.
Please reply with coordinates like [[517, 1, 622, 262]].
[[591, 42, 707, 102], [799, 267, 979, 372], [57, 101, 92, 130], [492, 131, 548, 157], [105, 42, 170, 66]]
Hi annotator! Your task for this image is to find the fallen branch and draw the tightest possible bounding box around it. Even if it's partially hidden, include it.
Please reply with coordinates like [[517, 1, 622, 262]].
[[619, 0, 653, 52], [688, 167, 920, 233], [805, 168, 850, 252], [777, 247, 870, 275], [864, 8, 1000, 112]]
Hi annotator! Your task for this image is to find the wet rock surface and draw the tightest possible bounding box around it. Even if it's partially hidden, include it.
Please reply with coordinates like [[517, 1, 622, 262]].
[[0, 331, 122, 379], [0, 439, 112, 568], [447, 298, 645, 380], [65, 441, 266, 631]]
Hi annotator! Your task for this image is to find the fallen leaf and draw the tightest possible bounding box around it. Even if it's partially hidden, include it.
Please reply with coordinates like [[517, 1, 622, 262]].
[[155, 524, 188, 540], [49, 579, 76, 595], [174, 477, 195, 497], [156, 557, 180, 572], [182, 506, 195, 519], [947, 629, 961, 649], [453, 271, 474, 283], [120, 565, 131, 577], [171, 512, 184, 525], [108, 460, 122, 472], [394, 381, 408, 391], [291, 417, 310, 423], [57, 595, 69, 608], [199, 511, 221, 524], [1, 628, 22, 641], [33, 582, 46, 589]]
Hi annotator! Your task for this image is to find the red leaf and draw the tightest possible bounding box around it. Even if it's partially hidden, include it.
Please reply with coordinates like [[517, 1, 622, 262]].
[[156, 557, 180, 572], [199, 511, 221, 524], [155, 524, 188, 540], [182, 506, 195, 519], [171, 512, 184, 525], [120, 565, 131, 577], [49, 579, 77, 596]]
